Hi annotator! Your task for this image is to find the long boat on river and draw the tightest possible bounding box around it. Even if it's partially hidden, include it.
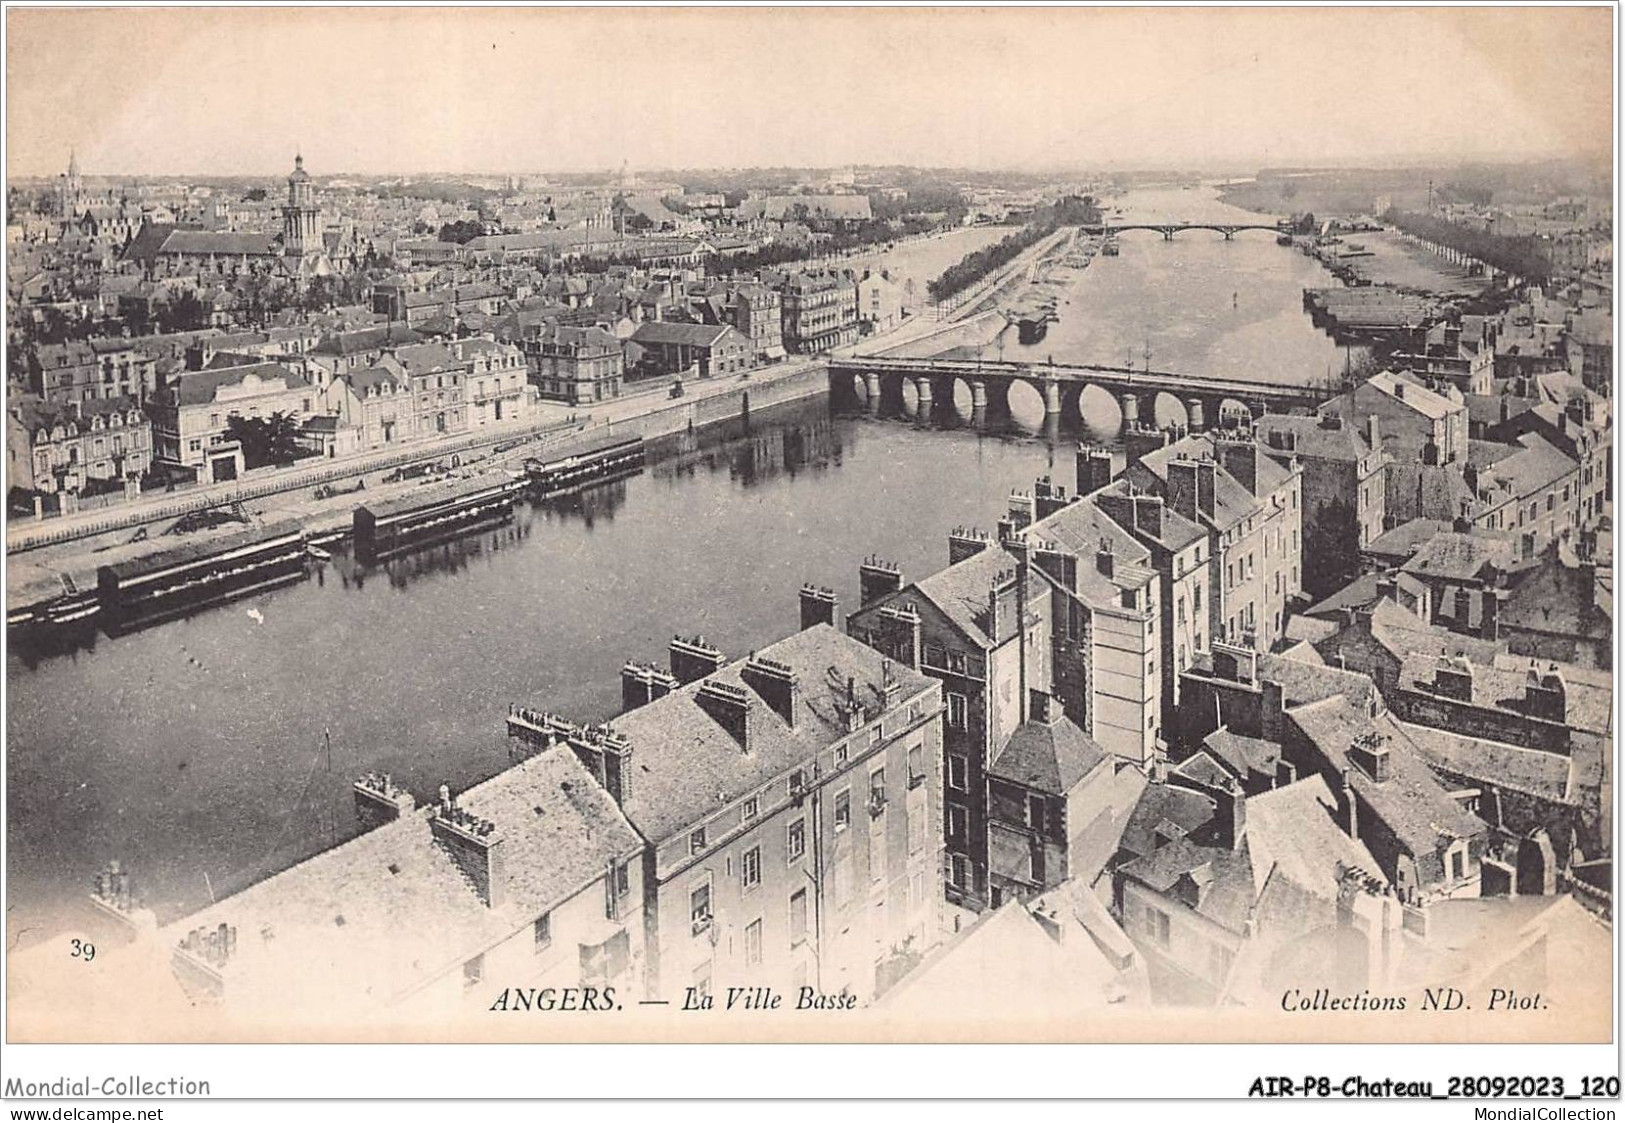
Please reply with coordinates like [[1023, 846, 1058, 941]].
[[523, 433, 645, 493], [96, 522, 309, 634], [352, 474, 525, 563]]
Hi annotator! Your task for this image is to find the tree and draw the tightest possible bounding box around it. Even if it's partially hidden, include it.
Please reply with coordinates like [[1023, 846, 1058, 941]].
[[224, 411, 304, 469], [157, 290, 209, 333], [438, 219, 484, 244]]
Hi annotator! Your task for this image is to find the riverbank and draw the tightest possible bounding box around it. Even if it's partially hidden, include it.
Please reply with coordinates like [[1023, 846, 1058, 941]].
[[5, 361, 831, 617]]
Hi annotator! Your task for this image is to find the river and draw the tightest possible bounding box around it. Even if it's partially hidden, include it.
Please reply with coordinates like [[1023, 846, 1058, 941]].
[[5, 186, 1352, 945]]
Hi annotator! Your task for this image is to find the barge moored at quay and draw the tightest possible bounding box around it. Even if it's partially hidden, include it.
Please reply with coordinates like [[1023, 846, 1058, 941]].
[[523, 433, 646, 493], [352, 475, 526, 563], [96, 523, 309, 634]]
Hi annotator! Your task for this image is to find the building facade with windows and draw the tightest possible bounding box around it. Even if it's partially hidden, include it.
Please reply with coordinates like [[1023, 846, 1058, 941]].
[[391, 342, 469, 438], [146, 360, 314, 477], [454, 336, 534, 427], [780, 270, 860, 354], [525, 626, 945, 1004], [7, 394, 153, 495], [524, 325, 626, 404], [845, 544, 1052, 918]]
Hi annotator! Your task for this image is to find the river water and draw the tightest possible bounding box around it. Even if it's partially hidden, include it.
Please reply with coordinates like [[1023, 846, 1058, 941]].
[[5, 185, 1349, 944]]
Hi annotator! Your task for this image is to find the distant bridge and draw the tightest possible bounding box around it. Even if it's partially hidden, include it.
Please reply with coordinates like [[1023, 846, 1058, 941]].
[[1083, 221, 1292, 241], [827, 355, 1342, 430]]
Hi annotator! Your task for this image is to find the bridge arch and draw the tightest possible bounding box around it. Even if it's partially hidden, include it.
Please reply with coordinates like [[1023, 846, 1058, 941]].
[[1150, 391, 1190, 430], [1005, 377, 1048, 430], [1077, 383, 1123, 440]]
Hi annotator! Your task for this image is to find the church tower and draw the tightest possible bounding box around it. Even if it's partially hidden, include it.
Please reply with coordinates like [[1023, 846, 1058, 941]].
[[58, 149, 84, 217], [282, 153, 320, 256]]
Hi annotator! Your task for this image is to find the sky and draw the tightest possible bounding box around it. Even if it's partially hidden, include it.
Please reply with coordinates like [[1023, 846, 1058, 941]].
[[6, 6, 1614, 179]]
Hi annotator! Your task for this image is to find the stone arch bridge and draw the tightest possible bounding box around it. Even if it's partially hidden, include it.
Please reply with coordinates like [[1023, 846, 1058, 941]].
[[1084, 221, 1293, 241], [827, 356, 1342, 432]]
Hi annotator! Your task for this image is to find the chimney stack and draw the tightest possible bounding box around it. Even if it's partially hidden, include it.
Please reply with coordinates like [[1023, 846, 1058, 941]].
[[858, 556, 904, 606], [431, 792, 506, 908], [669, 635, 725, 685], [1076, 445, 1114, 496], [947, 526, 992, 566], [742, 654, 800, 727], [353, 772, 415, 831], [622, 661, 679, 711], [696, 679, 754, 750], [798, 583, 838, 631], [1034, 475, 1070, 520], [1168, 457, 1200, 522]]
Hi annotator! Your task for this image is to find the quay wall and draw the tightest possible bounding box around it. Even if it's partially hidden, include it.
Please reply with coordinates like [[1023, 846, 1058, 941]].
[[600, 362, 830, 444]]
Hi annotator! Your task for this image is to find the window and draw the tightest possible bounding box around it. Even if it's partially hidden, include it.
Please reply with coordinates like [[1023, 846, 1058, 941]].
[[463, 954, 484, 989], [689, 828, 707, 855], [787, 817, 806, 861], [946, 692, 968, 730], [907, 744, 925, 786], [949, 854, 970, 889], [1450, 847, 1465, 882], [690, 883, 713, 935], [948, 650, 967, 674], [789, 888, 808, 945], [869, 725, 882, 746], [1145, 905, 1170, 947], [834, 789, 851, 833], [742, 796, 759, 822], [1026, 795, 1046, 832], [948, 754, 968, 792], [835, 744, 848, 767], [742, 846, 762, 890], [744, 919, 763, 966], [911, 869, 927, 911], [948, 804, 967, 842], [1193, 586, 1202, 614], [788, 769, 806, 797], [692, 960, 711, 1000], [869, 767, 886, 802], [534, 913, 552, 952]]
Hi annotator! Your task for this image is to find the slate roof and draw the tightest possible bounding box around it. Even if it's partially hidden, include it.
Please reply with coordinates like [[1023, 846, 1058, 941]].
[[163, 362, 310, 407], [1118, 837, 1257, 936], [160, 230, 280, 257], [1491, 433, 1579, 500], [902, 544, 1028, 650], [602, 624, 935, 845], [1243, 775, 1390, 899], [629, 321, 737, 349], [310, 324, 423, 357], [990, 712, 1107, 795], [1132, 439, 1261, 533], [1257, 414, 1375, 462], [1363, 520, 1454, 566], [1285, 696, 1486, 879], [1201, 728, 1282, 782], [1400, 532, 1516, 583], [1119, 782, 1217, 863], [11, 393, 144, 437], [391, 342, 463, 377], [1396, 721, 1574, 803], [1366, 370, 1460, 420], [161, 747, 639, 1009]]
